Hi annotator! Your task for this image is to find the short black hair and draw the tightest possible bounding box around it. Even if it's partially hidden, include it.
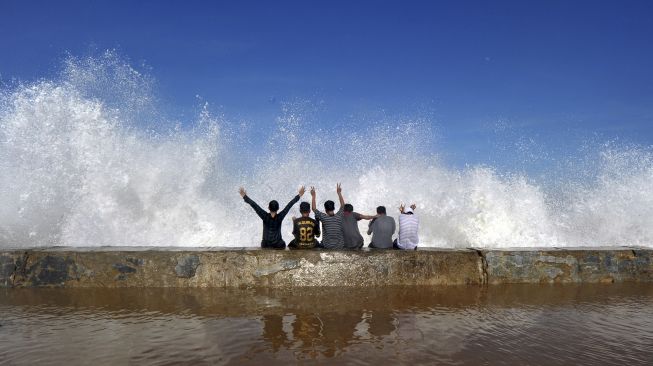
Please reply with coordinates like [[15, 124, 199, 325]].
[[344, 203, 353, 213], [299, 201, 310, 213], [376, 206, 386, 214], [268, 200, 279, 212], [324, 200, 335, 211]]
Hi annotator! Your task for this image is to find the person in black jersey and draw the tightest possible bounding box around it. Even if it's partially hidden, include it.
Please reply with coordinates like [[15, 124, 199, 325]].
[[289, 202, 320, 249], [240, 186, 305, 249]]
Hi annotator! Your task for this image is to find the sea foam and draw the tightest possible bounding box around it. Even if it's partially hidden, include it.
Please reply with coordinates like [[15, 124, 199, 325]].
[[1, 52, 652, 248]]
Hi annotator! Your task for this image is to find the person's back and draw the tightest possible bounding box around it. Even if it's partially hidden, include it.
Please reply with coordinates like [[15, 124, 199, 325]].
[[341, 203, 376, 249], [342, 212, 363, 249], [367, 206, 395, 249], [290, 216, 319, 249], [259, 213, 287, 247], [310, 185, 345, 249], [396, 205, 419, 250], [289, 202, 319, 249], [240, 186, 303, 249], [314, 207, 344, 249]]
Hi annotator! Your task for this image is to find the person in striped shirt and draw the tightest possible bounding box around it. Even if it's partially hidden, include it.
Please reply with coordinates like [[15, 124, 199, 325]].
[[310, 184, 345, 249], [394, 203, 419, 250]]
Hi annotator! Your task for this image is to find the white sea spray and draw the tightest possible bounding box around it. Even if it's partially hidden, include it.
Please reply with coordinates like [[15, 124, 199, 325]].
[[1, 52, 652, 248]]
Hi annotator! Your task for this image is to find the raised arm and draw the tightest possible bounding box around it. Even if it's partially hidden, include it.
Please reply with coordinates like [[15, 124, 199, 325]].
[[278, 186, 304, 220], [336, 183, 345, 208], [357, 213, 377, 220], [240, 187, 267, 220], [311, 186, 317, 212]]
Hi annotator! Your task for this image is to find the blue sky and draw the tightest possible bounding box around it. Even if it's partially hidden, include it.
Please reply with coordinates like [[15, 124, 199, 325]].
[[2, 0, 653, 172]]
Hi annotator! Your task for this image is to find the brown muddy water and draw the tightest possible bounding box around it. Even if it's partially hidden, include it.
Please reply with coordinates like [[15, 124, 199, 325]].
[[1, 284, 652, 365]]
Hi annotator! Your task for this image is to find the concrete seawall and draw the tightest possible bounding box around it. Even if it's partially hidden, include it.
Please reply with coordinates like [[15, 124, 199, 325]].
[[1, 247, 652, 288]]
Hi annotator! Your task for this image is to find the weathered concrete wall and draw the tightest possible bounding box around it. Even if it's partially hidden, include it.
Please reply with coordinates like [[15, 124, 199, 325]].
[[0, 248, 483, 288], [483, 248, 653, 284], [1, 247, 651, 288]]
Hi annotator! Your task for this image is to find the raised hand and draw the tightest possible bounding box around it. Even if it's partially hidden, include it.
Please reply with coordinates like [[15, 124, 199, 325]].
[[310, 186, 317, 211], [239, 187, 247, 198], [399, 203, 405, 213], [299, 186, 306, 197], [336, 182, 345, 206], [410, 203, 417, 211]]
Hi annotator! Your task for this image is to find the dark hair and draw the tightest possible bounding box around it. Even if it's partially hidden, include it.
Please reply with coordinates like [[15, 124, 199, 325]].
[[343, 203, 353, 213], [376, 206, 386, 215], [268, 200, 279, 212], [324, 200, 335, 211], [299, 201, 310, 213]]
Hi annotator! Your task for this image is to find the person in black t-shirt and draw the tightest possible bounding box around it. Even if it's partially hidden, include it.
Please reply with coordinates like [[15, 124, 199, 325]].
[[289, 202, 320, 249], [240, 186, 304, 249]]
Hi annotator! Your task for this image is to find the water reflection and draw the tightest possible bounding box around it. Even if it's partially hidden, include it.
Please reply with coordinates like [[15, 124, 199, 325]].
[[1, 284, 652, 365], [258, 310, 367, 359], [366, 312, 395, 338], [261, 315, 287, 352]]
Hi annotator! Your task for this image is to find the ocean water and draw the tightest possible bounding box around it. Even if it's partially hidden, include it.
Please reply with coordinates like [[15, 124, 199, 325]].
[[1, 51, 652, 248]]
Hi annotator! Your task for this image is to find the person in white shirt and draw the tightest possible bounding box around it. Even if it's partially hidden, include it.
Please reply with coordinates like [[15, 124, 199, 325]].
[[393, 203, 419, 250]]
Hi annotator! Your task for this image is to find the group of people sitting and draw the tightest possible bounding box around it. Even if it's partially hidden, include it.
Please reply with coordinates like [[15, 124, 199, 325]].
[[239, 184, 419, 250]]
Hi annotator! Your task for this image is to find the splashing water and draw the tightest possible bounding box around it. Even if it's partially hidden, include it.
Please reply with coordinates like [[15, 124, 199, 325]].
[[1, 52, 652, 248]]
